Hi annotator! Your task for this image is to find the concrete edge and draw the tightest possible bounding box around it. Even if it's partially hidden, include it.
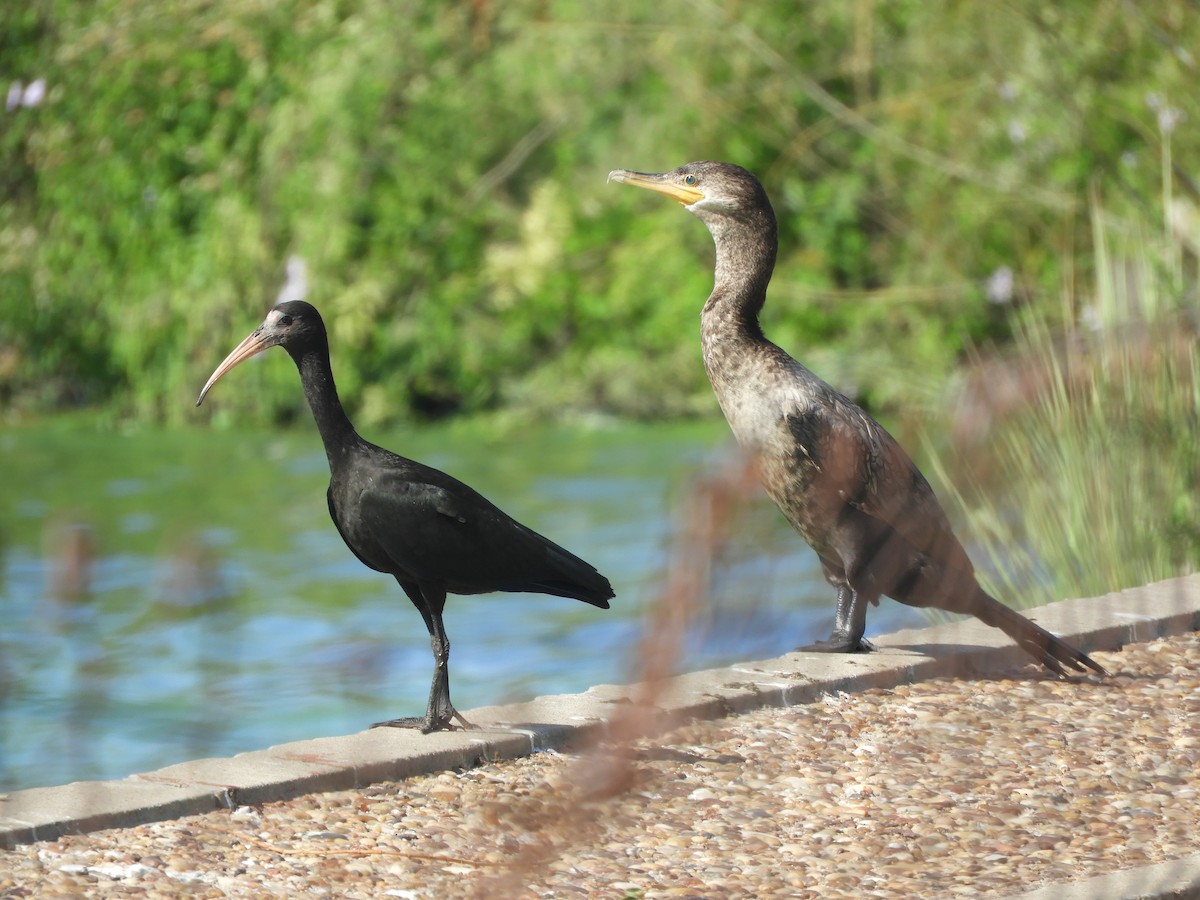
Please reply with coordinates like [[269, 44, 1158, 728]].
[[2, 572, 1199, 897], [996, 851, 1200, 900]]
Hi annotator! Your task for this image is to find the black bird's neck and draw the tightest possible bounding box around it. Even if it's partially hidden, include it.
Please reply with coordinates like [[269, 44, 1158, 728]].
[[288, 341, 360, 468], [700, 206, 778, 361]]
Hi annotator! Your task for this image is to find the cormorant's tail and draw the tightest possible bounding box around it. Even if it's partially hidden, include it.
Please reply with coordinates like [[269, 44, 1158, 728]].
[[972, 590, 1106, 677]]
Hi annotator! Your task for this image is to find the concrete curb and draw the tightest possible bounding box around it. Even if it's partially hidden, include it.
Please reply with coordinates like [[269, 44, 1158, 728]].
[[998, 851, 1200, 900], [3, 573, 1200, 898]]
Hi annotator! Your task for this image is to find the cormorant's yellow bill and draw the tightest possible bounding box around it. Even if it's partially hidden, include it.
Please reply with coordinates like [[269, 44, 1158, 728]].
[[607, 168, 705, 206]]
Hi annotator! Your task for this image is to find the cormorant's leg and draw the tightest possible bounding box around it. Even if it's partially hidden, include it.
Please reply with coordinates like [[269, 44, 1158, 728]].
[[372, 581, 473, 733], [797, 585, 875, 653]]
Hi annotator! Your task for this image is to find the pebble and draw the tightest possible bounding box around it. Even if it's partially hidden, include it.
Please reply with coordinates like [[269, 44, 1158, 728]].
[[2, 633, 1199, 897]]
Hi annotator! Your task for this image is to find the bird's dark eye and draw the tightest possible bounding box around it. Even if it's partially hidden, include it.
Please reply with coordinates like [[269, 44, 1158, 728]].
[[278, 314, 293, 326], [683, 174, 698, 186]]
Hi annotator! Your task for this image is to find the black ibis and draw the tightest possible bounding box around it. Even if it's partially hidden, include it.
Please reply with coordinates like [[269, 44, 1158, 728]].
[[196, 300, 614, 731]]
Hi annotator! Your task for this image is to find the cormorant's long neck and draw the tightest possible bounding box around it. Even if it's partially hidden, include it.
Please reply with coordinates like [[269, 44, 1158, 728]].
[[288, 340, 360, 468], [701, 208, 778, 360]]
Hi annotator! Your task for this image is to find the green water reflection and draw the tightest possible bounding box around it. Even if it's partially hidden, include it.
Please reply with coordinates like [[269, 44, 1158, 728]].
[[0, 416, 924, 790]]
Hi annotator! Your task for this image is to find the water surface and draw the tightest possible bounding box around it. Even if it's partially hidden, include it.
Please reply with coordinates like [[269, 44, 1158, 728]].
[[0, 417, 926, 790]]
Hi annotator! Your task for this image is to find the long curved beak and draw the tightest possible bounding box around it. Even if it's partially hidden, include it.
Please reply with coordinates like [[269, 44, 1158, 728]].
[[607, 169, 704, 205], [195, 328, 272, 407]]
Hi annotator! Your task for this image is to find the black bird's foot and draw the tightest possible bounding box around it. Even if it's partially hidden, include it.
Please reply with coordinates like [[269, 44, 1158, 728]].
[[370, 715, 427, 731], [424, 708, 474, 734], [370, 710, 475, 734], [797, 635, 877, 654]]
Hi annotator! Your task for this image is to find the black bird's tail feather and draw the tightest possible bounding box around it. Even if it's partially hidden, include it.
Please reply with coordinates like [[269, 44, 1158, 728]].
[[528, 577, 613, 608], [971, 589, 1106, 677], [534, 535, 615, 608], [492, 522, 614, 608], [494, 543, 613, 607]]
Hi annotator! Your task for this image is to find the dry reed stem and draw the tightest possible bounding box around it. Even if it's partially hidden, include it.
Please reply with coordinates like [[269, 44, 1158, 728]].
[[470, 451, 762, 898]]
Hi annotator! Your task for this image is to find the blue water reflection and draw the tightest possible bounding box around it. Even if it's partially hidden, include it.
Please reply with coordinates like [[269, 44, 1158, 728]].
[[0, 419, 926, 790]]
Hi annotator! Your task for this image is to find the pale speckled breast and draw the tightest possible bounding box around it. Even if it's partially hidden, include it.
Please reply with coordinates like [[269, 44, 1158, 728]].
[[704, 344, 846, 554], [705, 343, 817, 455]]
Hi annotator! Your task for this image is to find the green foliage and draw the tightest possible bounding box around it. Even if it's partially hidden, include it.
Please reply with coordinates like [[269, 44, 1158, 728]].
[[1, 1, 1198, 425], [923, 203, 1200, 606]]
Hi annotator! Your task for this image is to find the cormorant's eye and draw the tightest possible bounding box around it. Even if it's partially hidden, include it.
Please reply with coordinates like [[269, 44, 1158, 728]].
[[278, 314, 293, 327], [683, 174, 698, 186]]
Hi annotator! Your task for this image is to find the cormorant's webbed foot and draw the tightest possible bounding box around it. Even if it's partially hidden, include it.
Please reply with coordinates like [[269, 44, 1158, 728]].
[[797, 635, 877, 654], [799, 586, 874, 654]]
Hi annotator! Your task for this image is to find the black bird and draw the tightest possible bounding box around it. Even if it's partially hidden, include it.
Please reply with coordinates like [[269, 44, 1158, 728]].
[[196, 300, 614, 732], [608, 161, 1104, 677]]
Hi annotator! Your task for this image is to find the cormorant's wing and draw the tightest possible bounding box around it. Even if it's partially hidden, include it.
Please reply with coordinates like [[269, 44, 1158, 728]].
[[796, 389, 975, 576]]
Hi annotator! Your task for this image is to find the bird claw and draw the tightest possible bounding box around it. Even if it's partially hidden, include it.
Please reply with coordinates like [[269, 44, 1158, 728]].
[[369, 710, 475, 734], [369, 716, 428, 731], [423, 709, 475, 734], [797, 636, 876, 654]]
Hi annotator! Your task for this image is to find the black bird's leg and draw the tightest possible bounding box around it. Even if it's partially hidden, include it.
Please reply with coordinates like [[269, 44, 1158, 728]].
[[419, 600, 473, 733], [372, 582, 473, 733], [798, 585, 875, 653]]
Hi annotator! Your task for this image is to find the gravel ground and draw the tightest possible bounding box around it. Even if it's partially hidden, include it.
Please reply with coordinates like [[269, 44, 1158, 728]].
[[2, 632, 1198, 899]]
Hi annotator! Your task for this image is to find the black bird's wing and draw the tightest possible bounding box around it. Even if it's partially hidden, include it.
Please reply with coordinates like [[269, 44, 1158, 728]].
[[349, 466, 613, 607]]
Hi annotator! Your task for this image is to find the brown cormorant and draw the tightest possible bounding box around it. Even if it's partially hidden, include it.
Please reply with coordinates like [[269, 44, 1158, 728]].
[[196, 300, 615, 732], [609, 161, 1103, 677]]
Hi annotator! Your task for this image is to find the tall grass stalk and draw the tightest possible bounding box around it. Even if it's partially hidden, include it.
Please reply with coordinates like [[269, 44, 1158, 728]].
[[925, 202, 1200, 609]]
